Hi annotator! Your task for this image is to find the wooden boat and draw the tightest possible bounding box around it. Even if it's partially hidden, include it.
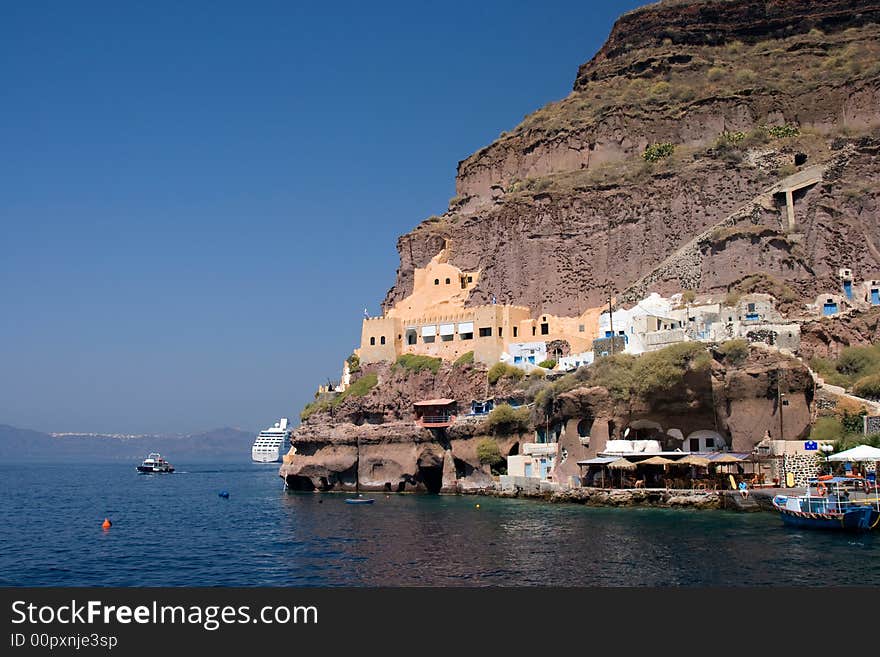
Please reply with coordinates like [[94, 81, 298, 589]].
[[344, 496, 374, 505], [772, 476, 880, 532]]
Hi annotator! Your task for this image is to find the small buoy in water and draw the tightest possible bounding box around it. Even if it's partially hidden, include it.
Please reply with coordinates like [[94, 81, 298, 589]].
[[475, 504, 480, 509], [102, 518, 112, 530], [218, 490, 229, 499], [318, 499, 323, 504]]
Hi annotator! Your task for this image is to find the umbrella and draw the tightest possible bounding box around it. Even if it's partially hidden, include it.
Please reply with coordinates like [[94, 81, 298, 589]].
[[639, 456, 674, 466], [675, 455, 711, 467], [826, 445, 880, 462], [608, 458, 636, 470], [709, 453, 744, 464]]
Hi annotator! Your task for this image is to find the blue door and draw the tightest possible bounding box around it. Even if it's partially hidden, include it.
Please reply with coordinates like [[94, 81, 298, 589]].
[[524, 463, 533, 478], [843, 281, 853, 299], [823, 302, 838, 316], [872, 289, 880, 305], [540, 460, 549, 479]]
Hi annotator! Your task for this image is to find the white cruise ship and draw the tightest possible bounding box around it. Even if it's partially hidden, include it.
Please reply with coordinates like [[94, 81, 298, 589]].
[[251, 418, 292, 463]]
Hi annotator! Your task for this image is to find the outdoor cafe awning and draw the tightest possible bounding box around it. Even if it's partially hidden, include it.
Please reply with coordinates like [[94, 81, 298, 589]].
[[608, 458, 637, 470], [577, 457, 619, 466]]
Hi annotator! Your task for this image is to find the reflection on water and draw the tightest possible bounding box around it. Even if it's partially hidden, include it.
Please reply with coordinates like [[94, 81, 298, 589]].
[[0, 464, 876, 586]]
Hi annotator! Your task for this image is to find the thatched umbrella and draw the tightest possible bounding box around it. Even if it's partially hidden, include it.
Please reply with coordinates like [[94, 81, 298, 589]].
[[674, 454, 711, 487], [639, 456, 674, 466], [608, 457, 636, 488], [676, 455, 711, 467], [711, 453, 744, 464]]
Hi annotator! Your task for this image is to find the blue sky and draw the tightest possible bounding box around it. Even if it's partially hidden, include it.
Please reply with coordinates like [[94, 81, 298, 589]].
[[1, 0, 643, 433]]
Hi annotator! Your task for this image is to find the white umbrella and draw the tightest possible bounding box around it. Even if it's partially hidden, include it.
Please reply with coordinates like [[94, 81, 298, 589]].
[[826, 445, 880, 462]]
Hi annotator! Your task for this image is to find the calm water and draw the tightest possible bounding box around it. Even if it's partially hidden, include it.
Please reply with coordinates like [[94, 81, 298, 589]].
[[0, 463, 877, 586]]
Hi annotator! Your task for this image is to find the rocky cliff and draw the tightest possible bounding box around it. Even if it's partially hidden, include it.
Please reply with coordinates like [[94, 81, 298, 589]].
[[284, 0, 879, 493], [282, 346, 814, 492], [383, 0, 880, 317]]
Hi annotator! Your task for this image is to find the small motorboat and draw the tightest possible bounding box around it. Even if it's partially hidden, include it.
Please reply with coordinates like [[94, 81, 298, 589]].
[[136, 452, 175, 473], [344, 496, 374, 505]]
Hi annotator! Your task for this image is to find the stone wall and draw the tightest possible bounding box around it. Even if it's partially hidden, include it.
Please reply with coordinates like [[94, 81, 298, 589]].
[[781, 452, 822, 486]]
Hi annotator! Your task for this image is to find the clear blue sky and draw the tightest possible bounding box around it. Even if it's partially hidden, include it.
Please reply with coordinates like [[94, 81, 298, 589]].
[[1, 0, 643, 433]]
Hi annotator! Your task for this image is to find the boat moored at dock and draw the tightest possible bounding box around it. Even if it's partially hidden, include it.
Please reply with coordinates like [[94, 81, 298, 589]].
[[772, 476, 880, 531]]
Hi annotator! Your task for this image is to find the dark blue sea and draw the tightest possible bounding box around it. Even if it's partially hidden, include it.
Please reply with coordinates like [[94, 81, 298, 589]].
[[1, 463, 877, 586]]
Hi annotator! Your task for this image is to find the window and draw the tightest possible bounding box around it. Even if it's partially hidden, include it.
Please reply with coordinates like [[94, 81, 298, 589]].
[[540, 323, 549, 335], [460, 332, 473, 340], [498, 327, 503, 337], [467, 276, 473, 283], [434, 279, 439, 285], [705, 437, 715, 448], [532, 327, 536, 336], [445, 278, 450, 285], [747, 303, 756, 313], [380, 336, 386, 345], [513, 326, 518, 338], [478, 327, 492, 337], [370, 337, 376, 346], [579, 324, 585, 332], [689, 438, 700, 452]]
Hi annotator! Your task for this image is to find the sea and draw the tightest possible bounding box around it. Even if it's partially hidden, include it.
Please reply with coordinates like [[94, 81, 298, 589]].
[[0, 463, 877, 587]]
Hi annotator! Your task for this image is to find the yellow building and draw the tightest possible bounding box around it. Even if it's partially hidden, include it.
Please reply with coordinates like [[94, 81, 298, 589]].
[[358, 244, 603, 366]]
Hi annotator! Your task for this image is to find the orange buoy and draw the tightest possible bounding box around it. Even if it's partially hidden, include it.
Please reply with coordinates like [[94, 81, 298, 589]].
[[102, 518, 112, 530]]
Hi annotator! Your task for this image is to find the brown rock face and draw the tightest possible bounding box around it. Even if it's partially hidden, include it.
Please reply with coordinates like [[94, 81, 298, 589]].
[[381, 0, 880, 316], [800, 307, 880, 360]]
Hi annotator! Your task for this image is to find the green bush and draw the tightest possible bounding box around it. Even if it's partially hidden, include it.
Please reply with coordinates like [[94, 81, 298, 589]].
[[717, 339, 750, 366], [476, 438, 505, 467], [853, 374, 880, 399], [537, 359, 557, 369], [488, 362, 524, 385], [767, 124, 800, 139], [302, 372, 380, 421], [300, 397, 333, 422], [633, 343, 710, 395], [643, 142, 675, 162], [680, 289, 697, 304], [338, 373, 378, 402], [346, 353, 361, 374], [485, 404, 531, 434], [835, 347, 880, 377], [810, 416, 845, 442], [453, 351, 474, 367], [394, 354, 442, 374]]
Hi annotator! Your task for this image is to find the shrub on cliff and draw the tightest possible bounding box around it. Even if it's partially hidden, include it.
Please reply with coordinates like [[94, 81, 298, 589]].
[[767, 124, 799, 139], [299, 373, 379, 422], [642, 142, 674, 162], [339, 373, 378, 401], [537, 359, 556, 370], [487, 362, 524, 385], [810, 416, 844, 442], [394, 354, 442, 375], [632, 342, 710, 395], [300, 397, 333, 422], [485, 404, 531, 435], [476, 438, 505, 471], [346, 353, 360, 374], [717, 339, 750, 366], [453, 351, 474, 367], [853, 374, 880, 400]]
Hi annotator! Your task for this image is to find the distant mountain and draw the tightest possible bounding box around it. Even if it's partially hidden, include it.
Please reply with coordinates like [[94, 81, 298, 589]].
[[0, 424, 257, 463]]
